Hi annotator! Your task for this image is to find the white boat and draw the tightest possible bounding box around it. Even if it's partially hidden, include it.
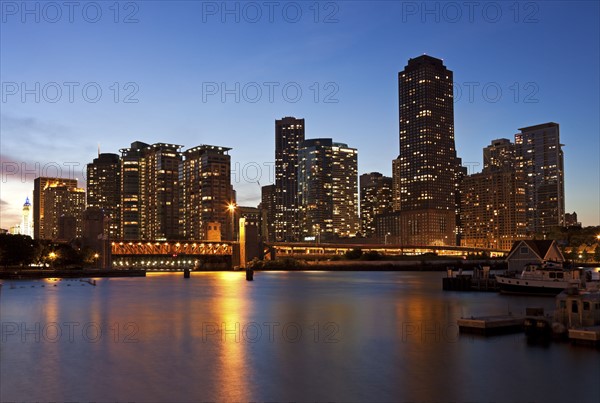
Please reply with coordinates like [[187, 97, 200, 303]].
[[496, 261, 581, 296]]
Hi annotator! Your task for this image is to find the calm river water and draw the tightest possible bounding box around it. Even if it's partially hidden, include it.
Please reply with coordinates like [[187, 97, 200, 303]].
[[1, 271, 598, 402]]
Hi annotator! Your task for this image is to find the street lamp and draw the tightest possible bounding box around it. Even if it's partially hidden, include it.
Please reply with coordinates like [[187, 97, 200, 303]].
[[385, 232, 391, 245], [48, 252, 57, 269], [227, 203, 236, 241]]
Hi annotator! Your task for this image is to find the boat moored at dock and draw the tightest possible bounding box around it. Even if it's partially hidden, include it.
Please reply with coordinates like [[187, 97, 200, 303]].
[[496, 262, 581, 296]]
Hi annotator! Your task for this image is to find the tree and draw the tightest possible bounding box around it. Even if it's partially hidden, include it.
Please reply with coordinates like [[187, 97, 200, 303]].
[[0, 234, 36, 268], [345, 248, 363, 260], [595, 246, 600, 263]]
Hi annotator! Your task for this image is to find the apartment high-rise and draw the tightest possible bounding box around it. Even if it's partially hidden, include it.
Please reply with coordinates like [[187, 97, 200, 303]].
[[33, 177, 78, 239], [298, 138, 359, 241], [119, 142, 182, 241], [42, 184, 86, 241], [515, 123, 565, 234], [87, 153, 121, 239], [180, 145, 233, 240], [393, 55, 461, 245], [274, 117, 305, 242], [461, 139, 527, 250], [360, 172, 393, 237], [141, 143, 182, 240], [120, 141, 148, 240]]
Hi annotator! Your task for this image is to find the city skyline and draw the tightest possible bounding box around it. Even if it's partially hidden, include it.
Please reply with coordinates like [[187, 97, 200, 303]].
[[1, 2, 599, 228]]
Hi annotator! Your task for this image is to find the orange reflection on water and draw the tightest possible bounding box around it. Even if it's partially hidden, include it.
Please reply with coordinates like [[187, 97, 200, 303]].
[[213, 272, 252, 399]]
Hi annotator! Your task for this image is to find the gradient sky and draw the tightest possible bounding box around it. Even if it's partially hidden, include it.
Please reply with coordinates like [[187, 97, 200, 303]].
[[1, 1, 599, 229]]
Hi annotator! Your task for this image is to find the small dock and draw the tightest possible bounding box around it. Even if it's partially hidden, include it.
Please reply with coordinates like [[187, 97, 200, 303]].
[[568, 326, 600, 346], [442, 266, 500, 292], [458, 314, 524, 335]]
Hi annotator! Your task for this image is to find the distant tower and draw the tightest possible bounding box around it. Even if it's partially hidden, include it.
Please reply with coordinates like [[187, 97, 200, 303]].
[[21, 197, 33, 237]]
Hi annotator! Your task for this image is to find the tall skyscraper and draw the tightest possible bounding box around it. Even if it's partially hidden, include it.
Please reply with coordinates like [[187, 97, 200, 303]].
[[393, 55, 460, 245], [120, 141, 149, 240], [141, 143, 182, 240], [515, 123, 565, 234], [119, 142, 182, 240], [298, 138, 359, 241], [180, 145, 234, 240], [42, 184, 86, 241], [274, 117, 305, 242], [87, 153, 121, 239], [360, 172, 393, 237], [33, 177, 78, 239], [461, 139, 527, 250]]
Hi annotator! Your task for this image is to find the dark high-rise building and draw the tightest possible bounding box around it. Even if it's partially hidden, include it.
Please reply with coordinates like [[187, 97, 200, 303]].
[[33, 177, 78, 239], [360, 172, 393, 237], [120, 141, 149, 240], [298, 138, 359, 241], [393, 55, 461, 245], [87, 153, 121, 239], [515, 123, 565, 234], [274, 117, 305, 241], [180, 145, 234, 240], [260, 184, 276, 242]]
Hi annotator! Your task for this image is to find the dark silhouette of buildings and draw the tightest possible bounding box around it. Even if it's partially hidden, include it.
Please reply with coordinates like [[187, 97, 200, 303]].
[[87, 153, 121, 239]]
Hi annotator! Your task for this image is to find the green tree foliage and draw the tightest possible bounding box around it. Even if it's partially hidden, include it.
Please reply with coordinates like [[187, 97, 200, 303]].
[[0, 234, 36, 267]]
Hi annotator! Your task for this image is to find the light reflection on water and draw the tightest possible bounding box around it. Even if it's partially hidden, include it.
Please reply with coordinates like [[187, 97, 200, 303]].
[[1, 272, 598, 402]]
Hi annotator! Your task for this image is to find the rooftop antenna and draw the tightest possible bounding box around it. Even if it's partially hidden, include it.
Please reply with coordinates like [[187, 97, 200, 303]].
[[98, 143, 101, 157]]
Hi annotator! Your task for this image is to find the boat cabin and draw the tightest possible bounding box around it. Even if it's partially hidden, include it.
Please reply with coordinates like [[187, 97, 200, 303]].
[[554, 290, 600, 328]]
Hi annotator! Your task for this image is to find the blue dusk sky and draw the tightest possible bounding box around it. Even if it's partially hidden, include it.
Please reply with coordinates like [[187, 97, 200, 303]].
[[1, 1, 599, 228]]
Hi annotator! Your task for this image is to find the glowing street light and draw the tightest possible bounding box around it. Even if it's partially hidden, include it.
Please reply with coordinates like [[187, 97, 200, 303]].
[[48, 252, 57, 269], [227, 203, 237, 241]]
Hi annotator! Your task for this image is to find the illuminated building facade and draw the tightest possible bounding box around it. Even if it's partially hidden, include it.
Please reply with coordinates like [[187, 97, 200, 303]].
[[42, 184, 86, 241], [120, 141, 148, 240], [298, 138, 359, 240], [461, 138, 527, 250], [275, 116, 305, 242], [33, 177, 78, 239], [180, 145, 233, 241], [360, 172, 393, 237], [141, 143, 182, 240], [515, 122, 565, 234], [20, 197, 33, 237], [119, 142, 182, 240], [87, 153, 121, 239], [393, 55, 461, 245]]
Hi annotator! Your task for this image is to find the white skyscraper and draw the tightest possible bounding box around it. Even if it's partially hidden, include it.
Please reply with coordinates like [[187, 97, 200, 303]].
[[20, 197, 33, 237]]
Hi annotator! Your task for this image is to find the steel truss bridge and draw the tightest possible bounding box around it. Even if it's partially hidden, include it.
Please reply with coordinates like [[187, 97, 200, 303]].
[[111, 241, 234, 270]]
